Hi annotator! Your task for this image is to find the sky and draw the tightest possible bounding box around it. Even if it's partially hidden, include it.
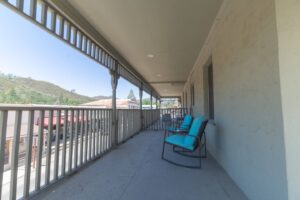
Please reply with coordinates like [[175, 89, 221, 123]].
[[0, 3, 149, 99]]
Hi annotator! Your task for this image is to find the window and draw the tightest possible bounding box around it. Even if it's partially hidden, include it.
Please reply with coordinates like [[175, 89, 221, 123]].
[[208, 63, 214, 119]]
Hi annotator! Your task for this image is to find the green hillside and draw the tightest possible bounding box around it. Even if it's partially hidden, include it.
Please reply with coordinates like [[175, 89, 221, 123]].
[[0, 74, 94, 105]]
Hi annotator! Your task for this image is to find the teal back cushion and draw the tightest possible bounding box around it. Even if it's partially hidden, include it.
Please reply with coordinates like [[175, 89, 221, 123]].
[[180, 115, 192, 129], [184, 116, 205, 146]]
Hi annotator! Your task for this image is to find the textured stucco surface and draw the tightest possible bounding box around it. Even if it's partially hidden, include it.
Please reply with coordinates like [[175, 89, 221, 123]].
[[183, 0, 288, 199], [275, 0, 300, 199]]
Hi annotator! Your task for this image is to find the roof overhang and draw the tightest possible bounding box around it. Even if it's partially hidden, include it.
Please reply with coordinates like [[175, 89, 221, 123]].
[[49, 0, 223, 97]]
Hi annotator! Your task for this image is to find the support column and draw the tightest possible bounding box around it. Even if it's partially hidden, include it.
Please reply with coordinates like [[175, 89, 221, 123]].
[[155, 99, 158, 109], [110, 63, 119, 147], [139, 85, 143, 131]]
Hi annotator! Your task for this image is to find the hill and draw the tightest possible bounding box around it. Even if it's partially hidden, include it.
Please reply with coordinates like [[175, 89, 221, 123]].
[[93, 95, 111, 100], [0, 73, 95, 105]]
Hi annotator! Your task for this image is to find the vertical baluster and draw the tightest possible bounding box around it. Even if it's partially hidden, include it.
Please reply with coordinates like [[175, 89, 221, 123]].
[[105, 110, 110, 151], [103, 109, 106, 152], [66, 23, 71, 43], [90, 110, 94, 159], [126, 111, 129, 139], [119, 111, 122, 143], [68, 110, 74, 173], [105, 110, 108, 151], [77, 31, 82, 50], [45, 110, 53, 185], [95, 110, 99, 156], [23, 110, 34, 198], [88, 110, 92, 160], [122, 111, 126, 142], [9, 110, 22, 200], [16, 0, 24, 11], [131, 111, 134, 136], [126, 110, 130, 139], [92, 110, 96, 159], [99, 110, 103, 154], [74, 110, 79, 169], [84, 110, 89, 163], [35, 110, 44, 191], [54, 110, 61, 181], [29, 0, 37, 19], [61, 109, 68, 177], [108, 110, 111, 148], [117, 111, 120, 144], [41, 3, 48, 26], [73, 28, 77, 47], [0, 110, 8, 198], [79, 110, 84, 166], [103, 110, 106, 151], [60, 18, 64, 38]]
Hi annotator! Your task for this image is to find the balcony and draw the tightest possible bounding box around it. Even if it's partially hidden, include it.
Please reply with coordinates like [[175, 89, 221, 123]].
[[30, 127, 245, 200], [1, 0, 299, 199], [3, 106, 234, 200]]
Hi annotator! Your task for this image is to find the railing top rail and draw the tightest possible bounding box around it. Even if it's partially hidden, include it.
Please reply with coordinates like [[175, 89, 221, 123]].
[[0, 104, 113, 111]]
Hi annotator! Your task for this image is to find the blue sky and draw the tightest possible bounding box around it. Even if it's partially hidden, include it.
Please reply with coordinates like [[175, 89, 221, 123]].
[[0, 4, 149, 99]]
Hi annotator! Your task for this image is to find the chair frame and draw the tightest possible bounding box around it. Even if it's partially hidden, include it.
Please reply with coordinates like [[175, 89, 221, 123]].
[[161, 119, 208, 169]]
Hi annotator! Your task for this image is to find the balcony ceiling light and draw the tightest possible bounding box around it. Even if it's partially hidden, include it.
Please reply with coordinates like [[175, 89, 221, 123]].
[[147, 54, 154, 58]]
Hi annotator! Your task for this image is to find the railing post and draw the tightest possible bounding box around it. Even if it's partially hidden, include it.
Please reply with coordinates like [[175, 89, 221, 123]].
[[110, 61, 119, 147], [150, 91, 153, 110], [139, 85, 143, 131], [0, 110, 8, 198]]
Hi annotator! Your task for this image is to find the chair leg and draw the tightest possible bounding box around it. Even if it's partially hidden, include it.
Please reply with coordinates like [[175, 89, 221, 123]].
[[162, 143, 202, 169], [198, 143, 202, 168], [202, 132, 207, 158], [161, 141, 166, 159]]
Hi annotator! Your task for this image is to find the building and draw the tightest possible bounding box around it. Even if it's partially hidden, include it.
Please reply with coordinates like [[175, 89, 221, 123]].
[[1, 0, 300, 200], [82, 99, 139, 109]]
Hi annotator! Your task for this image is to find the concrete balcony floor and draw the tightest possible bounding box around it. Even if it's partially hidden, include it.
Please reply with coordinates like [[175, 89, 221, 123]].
[[33, 131, 247, 200]]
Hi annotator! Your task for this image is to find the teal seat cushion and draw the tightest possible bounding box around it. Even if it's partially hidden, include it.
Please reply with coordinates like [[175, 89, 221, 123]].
[[165, 134, 194, 151], [167, 126, 188, 132], [181, 115, 192, 128], [183, 116, 206, 146], [167, 115, 192, 132]]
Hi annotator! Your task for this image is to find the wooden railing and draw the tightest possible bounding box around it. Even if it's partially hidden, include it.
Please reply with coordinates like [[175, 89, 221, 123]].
[[117, 109, 141, 144], [0, 105, 113, 200], [142, 108, 191, 131], [0, 105, 190, 200]]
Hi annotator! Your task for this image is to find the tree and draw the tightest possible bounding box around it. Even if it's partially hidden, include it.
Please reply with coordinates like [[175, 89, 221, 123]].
[[142, 98, 151, 105], [4, 87, 20, 103], [70, 89, 76, 94], [127, 89, 136, 101]]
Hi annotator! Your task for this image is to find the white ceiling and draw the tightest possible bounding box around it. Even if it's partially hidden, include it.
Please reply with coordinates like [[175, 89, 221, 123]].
[[67, 0, 223, 96]]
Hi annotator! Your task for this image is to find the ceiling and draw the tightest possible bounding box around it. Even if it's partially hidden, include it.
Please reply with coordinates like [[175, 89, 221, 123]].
[[66, 0, 223, 97]]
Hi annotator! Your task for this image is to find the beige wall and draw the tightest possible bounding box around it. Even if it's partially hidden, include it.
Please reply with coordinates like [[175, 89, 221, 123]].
[[183, 0, 289, 199], [275, 1, 300, 199]]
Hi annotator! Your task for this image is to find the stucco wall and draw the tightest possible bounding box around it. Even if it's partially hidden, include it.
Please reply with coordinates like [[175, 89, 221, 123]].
[[275, 1, 300, 199], [183, 0, 288, 199]]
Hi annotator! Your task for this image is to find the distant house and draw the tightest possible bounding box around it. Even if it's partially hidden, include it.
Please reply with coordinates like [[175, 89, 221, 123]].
[[82, 98, 139, 109]]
